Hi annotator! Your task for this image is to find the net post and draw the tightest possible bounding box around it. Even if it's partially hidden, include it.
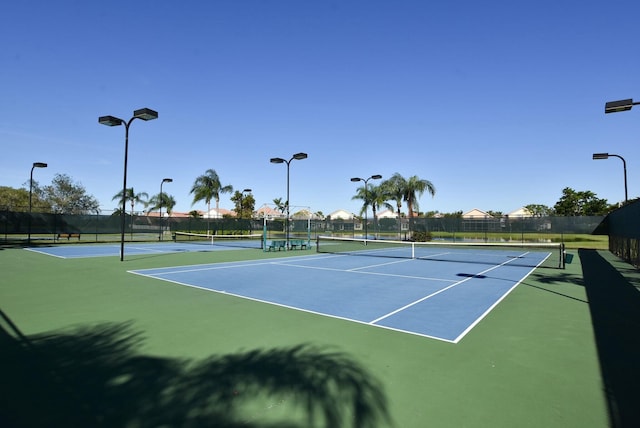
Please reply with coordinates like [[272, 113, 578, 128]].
[[560, 243, 566, 269], [263, 216, 267, 252]]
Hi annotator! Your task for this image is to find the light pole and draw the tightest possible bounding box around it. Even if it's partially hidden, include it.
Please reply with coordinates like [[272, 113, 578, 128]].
[[159, 178, 173, 240], [99, 108, 158, 261], [593, 153, 628, 204], [28, 162, 47, 244], [270, 153, 308, 249], [350, 174, 382, 239], [241, 188, 252, 219], [241, 188, 252, 234]]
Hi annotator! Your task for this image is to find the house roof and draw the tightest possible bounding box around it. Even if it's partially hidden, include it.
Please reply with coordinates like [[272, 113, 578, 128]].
[[462, 208, 493, 218], [256, 205, 284, 218], [377, 209, 397, 218], [205, 208, 235, 218], [327, 209, 354, 220], [506, 207, 532, 218], [145, 210, 203, 218]]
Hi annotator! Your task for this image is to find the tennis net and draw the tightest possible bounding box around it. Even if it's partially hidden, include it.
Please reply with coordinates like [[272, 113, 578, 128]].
[[173, 232, 264, 249], [316, 236, 565, 269]]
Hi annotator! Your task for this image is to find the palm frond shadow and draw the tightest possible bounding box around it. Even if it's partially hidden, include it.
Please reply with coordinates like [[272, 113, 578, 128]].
[[0, 316, 391, 428]]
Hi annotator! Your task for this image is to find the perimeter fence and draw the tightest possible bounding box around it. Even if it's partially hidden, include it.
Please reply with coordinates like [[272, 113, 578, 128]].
[[1, 207, 604, 246], [593, 199, 640, 267]]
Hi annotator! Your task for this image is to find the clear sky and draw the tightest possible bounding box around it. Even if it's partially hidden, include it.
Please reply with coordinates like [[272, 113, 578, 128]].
[[2, 0, 639, 217]]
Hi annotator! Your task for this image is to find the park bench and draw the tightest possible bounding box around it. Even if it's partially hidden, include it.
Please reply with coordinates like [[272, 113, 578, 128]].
[[289, 239, 308, 250], [57, 233, 81, 240], [267, 240, 286, 251]]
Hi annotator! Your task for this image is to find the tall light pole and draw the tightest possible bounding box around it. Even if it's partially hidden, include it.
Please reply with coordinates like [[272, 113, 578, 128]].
[[28, 162, 47, 244], [241, 188, 252, 219], [99, 108, 158, 261], [270, 152, 308, 249], [159, 178, 173, 240], [241, 188, 252, 235], [350, 174, 382, 239], [592, 153, 628, 204]]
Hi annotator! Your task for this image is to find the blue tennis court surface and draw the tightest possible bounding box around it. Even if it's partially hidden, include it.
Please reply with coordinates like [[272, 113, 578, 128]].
[[25, 241, 260, 259], [131, 250, 547, 343]]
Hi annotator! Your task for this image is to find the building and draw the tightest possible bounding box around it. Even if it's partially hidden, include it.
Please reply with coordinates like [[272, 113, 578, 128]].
[[326, 209, 354, 220]]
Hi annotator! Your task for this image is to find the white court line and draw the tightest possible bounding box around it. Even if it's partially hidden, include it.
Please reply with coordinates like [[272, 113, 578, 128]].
[[24, 248, 68, 259], [274, 260, 457, 283], [370, 251, 531, 325]]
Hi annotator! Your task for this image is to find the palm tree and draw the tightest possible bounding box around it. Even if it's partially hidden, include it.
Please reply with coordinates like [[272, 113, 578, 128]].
[[190, 169, 233, 233], [147, 193, 176, 216], [381, 173, 406, 238], [112, 188, 149, 215], [403, 175, 436, 218], [112, 188, 149, 236], [273, 197, 286, 215], [352, 184, 392, 238]]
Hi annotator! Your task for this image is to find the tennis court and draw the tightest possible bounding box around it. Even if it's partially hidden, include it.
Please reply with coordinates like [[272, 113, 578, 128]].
[[26, 232, 265, 259], [131, 239, 552, 343]]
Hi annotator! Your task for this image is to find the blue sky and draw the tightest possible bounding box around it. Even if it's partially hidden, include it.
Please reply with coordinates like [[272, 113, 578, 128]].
[[2, 0, 639, 216]]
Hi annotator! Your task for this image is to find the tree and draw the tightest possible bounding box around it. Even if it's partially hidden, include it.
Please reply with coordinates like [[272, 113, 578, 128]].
[[273, 198, 286, 214], [381, 173, 406, 218], [0, 186, 50, 212], [112, 188, 149, 217], [230, 191, 255, 219], [42, 174, 99, 214], [190, 169, 233, 218], [403, 175, 436, 218], [352, 184, 393, 238], [524, 204, 552, 217], [146, 193, 176, 216], [553, 187, 609, 216]]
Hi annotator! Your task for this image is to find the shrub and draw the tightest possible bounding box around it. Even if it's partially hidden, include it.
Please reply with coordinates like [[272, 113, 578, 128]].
[[411, 231, 432, 242]]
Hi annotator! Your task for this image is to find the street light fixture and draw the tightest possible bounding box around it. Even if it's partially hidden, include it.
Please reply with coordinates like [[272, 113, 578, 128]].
[[99, 108, 158, 261], [592, 153, 628, 204], [159, 178, 173, 240], [28, 162, 47, 244], [605, 98, 639, 114], [270, 152, 308, 249], [350, 174, 382, 239]]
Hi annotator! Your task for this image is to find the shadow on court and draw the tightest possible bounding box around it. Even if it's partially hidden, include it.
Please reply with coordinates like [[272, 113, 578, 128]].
[[579, 249, 640, 428], [0, 311, 390, 428]]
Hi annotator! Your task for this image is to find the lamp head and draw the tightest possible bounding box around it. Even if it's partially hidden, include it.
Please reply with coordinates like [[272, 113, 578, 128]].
[[99, 115, 123, 126], [292, 152, 308, 160], [371, 174, 382, 180], [243, 188, 252, 193], [133, 108, 158, 121], [162, 178, 173, 183], [350, 177, 362, 182], [270, 157, 285, 164], [33, 162, 47, 168], [592, 153, 609, 160], [605, 99, 634, 114]]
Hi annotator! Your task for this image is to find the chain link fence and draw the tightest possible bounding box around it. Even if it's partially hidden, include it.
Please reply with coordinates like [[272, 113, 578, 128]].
[[594, 199, 640, 267], [1, 207, 605, 245]]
